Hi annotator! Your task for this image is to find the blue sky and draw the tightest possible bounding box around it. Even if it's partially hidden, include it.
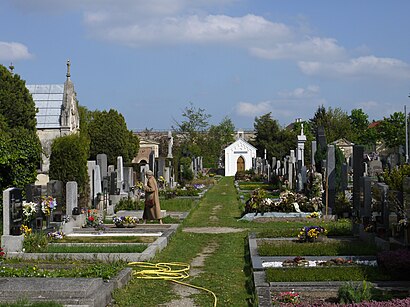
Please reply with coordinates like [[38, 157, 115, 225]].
[[1, 0, 410, 131]]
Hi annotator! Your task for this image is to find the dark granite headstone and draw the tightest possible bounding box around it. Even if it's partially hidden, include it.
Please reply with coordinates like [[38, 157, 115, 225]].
[[361, 177, 372, 218], [25, 184, 44, 203], [110, 172, 118, 195], [317, 126, 327, 149], [327, 145, 336, 212], [3, 188, 23, 236], [353, 145, 365, 213]]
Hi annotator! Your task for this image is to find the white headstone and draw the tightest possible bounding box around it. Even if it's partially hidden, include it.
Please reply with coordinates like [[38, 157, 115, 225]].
[[66, 181, 78, 215], [117, 156, 124, 193]]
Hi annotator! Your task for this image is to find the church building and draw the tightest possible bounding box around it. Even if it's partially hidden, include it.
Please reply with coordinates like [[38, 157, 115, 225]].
[[26, 60, 80, 185]]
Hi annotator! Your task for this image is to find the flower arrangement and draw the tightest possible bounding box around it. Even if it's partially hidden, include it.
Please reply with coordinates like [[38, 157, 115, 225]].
[[113, 216, 125, 227], [20, 225, 32, 236], [298, 226, 327, 242], [272, 290, 301, 305], [309, 196, 323, 211], [85, 209, 103, 228], [47, 231, 64, 240], [307, 212, 320, 219], [135, 181, 144, 190], [22, 201, 37, 222], [113, 215, 139, 227], [41, 196, 57, 217]]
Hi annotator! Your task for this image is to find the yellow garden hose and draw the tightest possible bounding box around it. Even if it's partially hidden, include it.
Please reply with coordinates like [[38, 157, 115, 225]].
[[128, 261, 217, 307]]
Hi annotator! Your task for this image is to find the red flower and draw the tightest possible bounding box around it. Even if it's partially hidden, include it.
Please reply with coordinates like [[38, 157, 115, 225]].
[[88, 216, 94, 222]]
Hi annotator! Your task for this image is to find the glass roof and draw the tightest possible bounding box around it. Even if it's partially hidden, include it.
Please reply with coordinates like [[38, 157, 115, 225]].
[[26, 84, 64, 129]]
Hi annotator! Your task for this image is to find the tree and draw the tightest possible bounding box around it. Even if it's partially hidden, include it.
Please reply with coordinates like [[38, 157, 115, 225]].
[[349, 109, 378, 147], [0, 128, 42, 191], [0, 65, 37, 130], [203, 117, 236, 168], [49, 134, 90, 207], [87, 109, 139, 165], [172, 102, 211, 157], [172, 103, 212, 180], [378, 112, 405, 149], [0, 65, 42, 194], [310, 105, 352, 143], [252, 113, 296, 160]]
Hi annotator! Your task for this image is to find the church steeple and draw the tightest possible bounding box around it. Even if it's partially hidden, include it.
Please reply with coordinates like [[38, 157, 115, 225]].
[[66, 59, 71, 81]]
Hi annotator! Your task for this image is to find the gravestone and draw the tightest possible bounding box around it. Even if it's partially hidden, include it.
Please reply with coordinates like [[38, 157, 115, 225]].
[[110, 171, 118, 195], [376, 183, 389, 237], [66, 181, 78, 215], [1, 188, 24, 252], [25, 184, 44, 204], [3, 188, 23, 236], [107, 165, 115, 175], [326, 145, 336, 213], [368, 160, 383, 177], [317, 126, 327, 149], [301, 166, 307, 186], [353, 145, 365, 213], [123, 167, 134, 193], [116, 156, 124, 194], [157, 157, 166, 178], [47, 180, 63, 221], [311, 140, 317, 169], [149, 151, 155, 175], [87, 161, 97, 204], [96, 153, 108, 178], [93, 164, 102, 199], [361, 177, 372, 218]]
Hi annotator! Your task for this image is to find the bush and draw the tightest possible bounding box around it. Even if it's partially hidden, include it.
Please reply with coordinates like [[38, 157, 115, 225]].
[[114, 198, 140, 213], [338, 281, 373, 304], [377, 249, 410, 280], [23, 232, 50, 253]]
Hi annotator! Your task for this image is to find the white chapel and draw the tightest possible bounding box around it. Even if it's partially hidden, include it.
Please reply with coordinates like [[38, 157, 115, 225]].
[[224, 131, 257, 176]]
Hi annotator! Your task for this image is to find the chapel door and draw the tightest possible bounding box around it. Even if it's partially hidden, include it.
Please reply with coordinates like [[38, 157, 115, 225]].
[[237, 156, 245, 172]]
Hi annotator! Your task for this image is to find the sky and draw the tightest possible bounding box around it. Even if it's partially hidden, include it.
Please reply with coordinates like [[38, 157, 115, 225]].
[[1, 0, 410, 131]]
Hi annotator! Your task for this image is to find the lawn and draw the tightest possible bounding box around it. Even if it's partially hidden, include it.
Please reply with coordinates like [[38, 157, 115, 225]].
[[257, 239, 378, 256]]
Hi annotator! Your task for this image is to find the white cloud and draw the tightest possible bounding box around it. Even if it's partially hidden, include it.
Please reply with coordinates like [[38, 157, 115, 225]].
[[0, 42, 33, 61], [278, 85, 320, 99], [91, 14, 291, 46], [235, 101, 271, 116], [250, 37, 346, 61], [299, 56, 410, 79]]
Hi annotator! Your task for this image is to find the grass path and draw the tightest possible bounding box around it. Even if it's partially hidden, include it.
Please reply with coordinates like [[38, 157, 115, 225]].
[[113, 177, 256, 306]]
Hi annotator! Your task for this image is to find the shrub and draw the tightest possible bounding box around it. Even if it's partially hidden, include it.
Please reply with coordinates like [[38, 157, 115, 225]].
[[23, 232, 50, 253], [114, 197, 140, 212], [338, 281, 373, 304], [377, 249, 410, 280]]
